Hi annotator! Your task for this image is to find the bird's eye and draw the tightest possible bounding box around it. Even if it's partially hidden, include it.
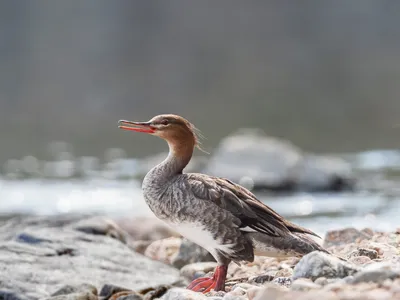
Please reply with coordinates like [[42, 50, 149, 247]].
[[160, 119, 169, 126]]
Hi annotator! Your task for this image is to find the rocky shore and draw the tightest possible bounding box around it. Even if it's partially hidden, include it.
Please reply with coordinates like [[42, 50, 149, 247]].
[[1, 214, 400, 300]]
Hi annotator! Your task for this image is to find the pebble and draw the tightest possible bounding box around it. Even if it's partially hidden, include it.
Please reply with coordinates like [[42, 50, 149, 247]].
[[348, 255, 373, 266], [144, 237, 181, 264], [292, 251, 360, 280], [324, 228, 372, 248], [350, 262, 400, 284], [347, 248, 378, 260], [161, 288, 207, 300], [291, 278, 321, 291], [51, 284, 98, 297], [172, 238, 215, 269], [247, 284, 287, 300], [180, 262, 218, 280]]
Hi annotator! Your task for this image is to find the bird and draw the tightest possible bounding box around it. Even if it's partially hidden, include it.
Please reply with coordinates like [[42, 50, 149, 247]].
[[118, 114, 328, 293]]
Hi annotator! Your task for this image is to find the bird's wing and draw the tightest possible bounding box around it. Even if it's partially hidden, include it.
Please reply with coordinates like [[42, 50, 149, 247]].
[[187, 173, 320, 238]]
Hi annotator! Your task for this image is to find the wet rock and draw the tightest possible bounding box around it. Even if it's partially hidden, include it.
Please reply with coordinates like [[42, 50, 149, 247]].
[[116, 216, 177, 241], [71, 216, 129, 243], [144, 237, 181, 264], [292, 154, 354, 192], [161, 288, 208, 300], [171, 238, 215, 269], [323, 228, 372, 248], [0, 215, 180, 300], [202, 129, 302, 191], [180, 262, 218, 280], [51, 284, 97, 297], [347, 248, 378, 260], [290, 278, 321, 291], [350, 262, 400, 284], [292, 251, 360, 280]]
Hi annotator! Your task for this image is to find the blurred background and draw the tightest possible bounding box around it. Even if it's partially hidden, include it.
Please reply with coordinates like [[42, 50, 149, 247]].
[[0, 1, 400, 234]]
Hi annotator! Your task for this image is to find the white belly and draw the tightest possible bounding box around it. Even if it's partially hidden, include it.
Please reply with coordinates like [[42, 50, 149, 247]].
[[166, 221, 235, 259]]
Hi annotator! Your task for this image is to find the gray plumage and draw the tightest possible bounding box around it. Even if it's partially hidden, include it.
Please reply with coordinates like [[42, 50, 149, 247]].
[[120, 114, 328, 268]]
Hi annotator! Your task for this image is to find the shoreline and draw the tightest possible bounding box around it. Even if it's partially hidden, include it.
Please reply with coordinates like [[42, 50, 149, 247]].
[[1, 214, 399, 299]]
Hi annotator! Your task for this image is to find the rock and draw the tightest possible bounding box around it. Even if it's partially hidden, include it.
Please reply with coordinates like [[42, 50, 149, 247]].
[[323, 228, 372, 248], [248, 273, 275, 284], [161, 288, 208, 300], [292, 251, 360, 280], [115, 216, 177, 241], [348, 256, 373, 266], [51, 284, 98, 297], [275, 268, 293, 278], [0, 215, 180, 300], [272, 277, 292, 287], [180, 262, 218, 280], [314, 277, 329, 286], [131, 240, 152, 254], [292, 154, 354, 192], [71, 216, 129, 244], [227, 286, 247, 296], [365, 242, 398, 259], [202, 129, 302, 191], [290, 278, 321, 291], [110, 292, 143, 300], [350, 262, 400, 284], [247, 284, 287, 300], [222, 294, 247, 300], [144, 237, 181, 264], [44, 292, 98, 300], [347, 248, 378, 260], [171, 239, 215, 269], [99, 284, 132, 300]]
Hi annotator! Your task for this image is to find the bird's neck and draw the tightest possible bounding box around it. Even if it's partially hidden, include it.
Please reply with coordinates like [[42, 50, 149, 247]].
[[148, 138, 195, 183]]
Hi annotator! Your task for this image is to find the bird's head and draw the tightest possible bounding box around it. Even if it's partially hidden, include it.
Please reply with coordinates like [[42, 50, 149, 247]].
[[118, 114, 205, 153]]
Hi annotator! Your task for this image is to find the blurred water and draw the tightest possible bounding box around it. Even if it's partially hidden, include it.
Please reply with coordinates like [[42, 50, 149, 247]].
[[0, 178, 398, 236]]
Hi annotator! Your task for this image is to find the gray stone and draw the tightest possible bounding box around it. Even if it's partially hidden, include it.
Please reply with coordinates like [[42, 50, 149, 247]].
[[202, 129, 301, 191], [323, 227, 372, 248], [248, 273, 275, 284], [347, 248, 378, 260], [350, 262, 400, 284], [222, 294, 247, 300], [99, 284, 132, 300], [171, 239, 215, 269], [271, 277, 292, 287], [292, 251, 360, 280], [180, 262, 218, 280], [71, 216, 129, 244], [114, 293, 143, 300], [0, 215, 180, 300], [51, 284, 97, 297], [44, 292, 97, 300], [290, 278, 321, 291], [161, 288, 208, 300], [292, 154, 354, 192]]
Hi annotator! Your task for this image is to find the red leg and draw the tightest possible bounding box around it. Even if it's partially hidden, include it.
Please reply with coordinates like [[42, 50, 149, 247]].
[[187, 265, 228, 293]]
